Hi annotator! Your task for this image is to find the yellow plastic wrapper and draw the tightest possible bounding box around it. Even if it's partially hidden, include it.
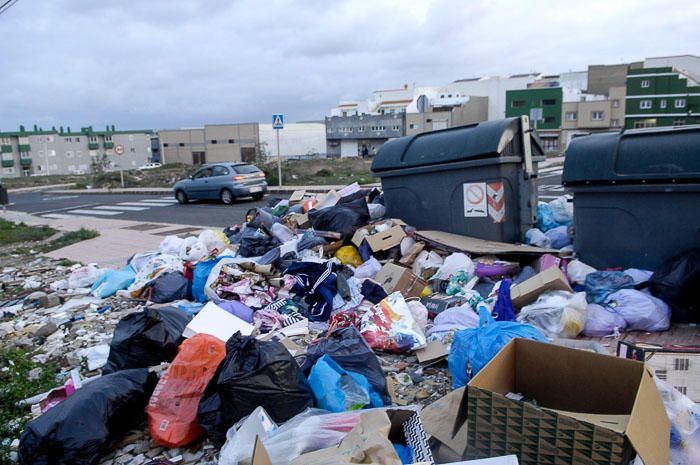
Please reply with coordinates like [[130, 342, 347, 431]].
[[420, 286, 432, 298], [335, 245, 363, 267]]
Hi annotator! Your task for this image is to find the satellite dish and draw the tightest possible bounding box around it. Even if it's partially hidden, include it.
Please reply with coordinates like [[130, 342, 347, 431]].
[[417, 95, 428, 114]]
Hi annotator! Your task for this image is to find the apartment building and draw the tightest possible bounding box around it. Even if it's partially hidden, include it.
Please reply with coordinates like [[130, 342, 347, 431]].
[[325, 113, 404, 158], [159, 123, 260, 165], [506, 86, 564, 152], [0, 125, 152, 178], [625, 66, 700, 129], [404, 95, 489, 135]]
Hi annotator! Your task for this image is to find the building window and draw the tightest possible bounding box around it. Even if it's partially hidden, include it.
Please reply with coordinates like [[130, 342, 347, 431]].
[[163, 143, 169, 147], [409, 123, 416, 129], [633, 118, 657, 128], [47, 136, 54, 142], [89, 136, 97, 143], [673, 119, 686, 126], [210, 140, 218, 144], [448, 94, 452, 98], [104, 135, 113, 142], [565, 112, 577, 121], [440, 94, 445, 98], [660, 99, 667, 109], [178, 143, 185, 147], [591, 111, 604, 121], [65, 151, 74, 158], [130, 147, 135, 153], [611, 119, 620, 127], [392, 125, 400, 131], [3, 167, 14, 175], [542, 116, 555, 124], [228, 139, 235, 144], [75, 137, 80, 142], [48, 150, 56, 157], [542, 99, 556, 106], [611, 99, 620, 108], [511, 100, 526, 108], [641, 79, 650, 88], [640, 100, 652, 109], [64, 137, 72, 143], [675, 98, 686, 108]]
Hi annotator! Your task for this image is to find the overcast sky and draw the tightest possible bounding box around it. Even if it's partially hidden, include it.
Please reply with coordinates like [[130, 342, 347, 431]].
[[0, 0, 697, 131]]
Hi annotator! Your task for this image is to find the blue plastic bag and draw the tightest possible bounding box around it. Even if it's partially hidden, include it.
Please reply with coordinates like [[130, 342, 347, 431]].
[[308, 354, 383, 412], [584, 271, 635, 304], [449, 307, 548, 388], [191, 257, 224, 303], [536, 202, 560, 233], [90, 265, 136, 298], [492, 279, 515, 321], [544, 225, 571, 249]]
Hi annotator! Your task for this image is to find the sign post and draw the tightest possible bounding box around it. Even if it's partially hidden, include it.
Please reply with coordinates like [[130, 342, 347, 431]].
[[272, 114, 284, 186], [114, 144, 125, 187]]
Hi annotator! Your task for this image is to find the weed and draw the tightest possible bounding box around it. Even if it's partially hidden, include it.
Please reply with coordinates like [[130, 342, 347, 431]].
[[0, 220, 57, 244], [40, 228, 99, 252]]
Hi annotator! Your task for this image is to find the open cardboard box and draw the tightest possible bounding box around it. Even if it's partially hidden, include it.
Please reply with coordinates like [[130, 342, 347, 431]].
[[375, 262, 428, 299], [509, 266, 572, 308], [352, 219, 406, 253], [454, 339, 669, 465]]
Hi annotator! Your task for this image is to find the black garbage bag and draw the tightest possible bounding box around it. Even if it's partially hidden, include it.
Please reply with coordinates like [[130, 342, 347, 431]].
[[142, 271, 192, 303], [336, 189, 368, 205], [308, 197, 370, 240], [238, 232, 281, 257], [646, 248, 700, 323], [197, 332, 314, 447], [19, 368, 157, 465], [102, 307, 192, 374], [300, 326, 391, 405]]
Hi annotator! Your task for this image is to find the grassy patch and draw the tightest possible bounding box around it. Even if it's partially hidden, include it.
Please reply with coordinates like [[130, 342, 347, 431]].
[[0, 348, 59, 461], [41, 228, 99, 252], [0, 220, 57, 244], [261, 158, 377, 186]]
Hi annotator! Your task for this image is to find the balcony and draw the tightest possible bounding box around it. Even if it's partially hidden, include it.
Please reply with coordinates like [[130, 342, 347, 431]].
[[88, 142, 99, 150], [103, 141, 114, 149], [1, 159, 13, 168], [1, 145, 12, 153], [20, 157, 31, 166], [18, 144, 31, 152]]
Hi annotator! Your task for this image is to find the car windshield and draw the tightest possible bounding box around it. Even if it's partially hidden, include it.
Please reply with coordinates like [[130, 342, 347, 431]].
[[233, 165, 259, 174]]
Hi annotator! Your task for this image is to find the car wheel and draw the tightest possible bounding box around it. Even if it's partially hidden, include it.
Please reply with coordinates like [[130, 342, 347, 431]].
[[252, 192, 264, 201], [220, 189, 235, 205], [175, 190, 189, 204]]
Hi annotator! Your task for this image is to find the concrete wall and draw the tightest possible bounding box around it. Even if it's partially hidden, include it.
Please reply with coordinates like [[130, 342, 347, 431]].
[[447, 75, 537, 121], [259, 122, 326, 160], [159, 123, 259, 165]]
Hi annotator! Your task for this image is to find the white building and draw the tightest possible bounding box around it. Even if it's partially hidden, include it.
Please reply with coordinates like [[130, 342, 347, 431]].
[[258, 122, 327, 160]]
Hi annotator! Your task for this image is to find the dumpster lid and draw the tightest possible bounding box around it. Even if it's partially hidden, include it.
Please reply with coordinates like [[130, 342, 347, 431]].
[[562, 125, 700, 185], [371, 117, 543, 172]]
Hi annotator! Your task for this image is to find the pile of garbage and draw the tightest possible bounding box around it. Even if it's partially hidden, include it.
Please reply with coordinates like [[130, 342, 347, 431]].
[[2, 182, 699, 465]]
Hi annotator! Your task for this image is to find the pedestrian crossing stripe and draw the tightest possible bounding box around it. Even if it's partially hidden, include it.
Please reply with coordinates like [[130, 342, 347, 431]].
[[487, 182, 505, 224]]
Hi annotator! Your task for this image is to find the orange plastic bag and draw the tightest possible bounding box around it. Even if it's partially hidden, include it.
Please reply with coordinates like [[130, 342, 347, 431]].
[[147, 333, 226, 447]]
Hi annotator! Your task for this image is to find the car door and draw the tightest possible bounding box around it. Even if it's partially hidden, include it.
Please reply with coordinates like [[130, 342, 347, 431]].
[[189, 167, 213, 199], [209, 165, 231, 197]]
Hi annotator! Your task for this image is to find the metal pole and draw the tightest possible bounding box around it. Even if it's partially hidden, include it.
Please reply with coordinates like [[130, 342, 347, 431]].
[[120, 168, 124, 188], [276, 128, 282, 186]]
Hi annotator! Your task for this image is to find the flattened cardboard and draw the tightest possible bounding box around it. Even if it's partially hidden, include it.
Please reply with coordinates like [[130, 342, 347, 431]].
[[459, 339, 669, 465], [509, 266, 572, 308], [415, 340, 449, 366], [352, 219, 406, 252], [417, 230, 556, 255], [182, 301, 254, 342], [288, 190, 306, 204]]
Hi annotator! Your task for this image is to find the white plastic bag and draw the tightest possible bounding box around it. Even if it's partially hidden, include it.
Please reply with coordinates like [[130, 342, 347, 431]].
[[353, 257, 381, 280], [271, 223, 295, 243], [430, 253, 475, 281], [412, 250, 444, 277], [179, 236, 203, 261], [548, 196, 573, 224], [567, 259, 597, 284], [67, 264, 103, 289], [368, 203, 386, 220], [653, 377, 700, 465], [399, 236, 416, 256], [517, 290, 584, 338], [406, 300, 429, 333], [525, 228, 552, 248], [198, 229, 228, 255], [582, 303, 627, 336], [218, 406, 278, 465], [605, 289, 671, 332], [159, 235, 185, 256]]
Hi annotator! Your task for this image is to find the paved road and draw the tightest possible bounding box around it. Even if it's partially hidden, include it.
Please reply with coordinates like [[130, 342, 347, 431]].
[[7, 192, 267, 227], [6, 166, 565, 227]]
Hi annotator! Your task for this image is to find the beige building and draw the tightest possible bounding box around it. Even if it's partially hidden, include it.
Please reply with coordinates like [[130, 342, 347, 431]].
[[561, 86, 626, 147], [159, 123, 259, 165], [405, 96, 489, 135]]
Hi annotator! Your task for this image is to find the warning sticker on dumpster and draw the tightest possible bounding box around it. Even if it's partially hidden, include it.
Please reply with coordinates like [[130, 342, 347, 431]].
[[463, 183, 487, 217], [487, 182, 505, 223]]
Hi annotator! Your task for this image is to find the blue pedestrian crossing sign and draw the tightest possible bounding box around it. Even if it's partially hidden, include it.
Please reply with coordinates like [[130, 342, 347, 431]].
[[272, 114, 284, 129]]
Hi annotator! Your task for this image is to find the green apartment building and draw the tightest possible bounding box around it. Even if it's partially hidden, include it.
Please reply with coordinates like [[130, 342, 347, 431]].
[[506, 87, 563, 152], [625, 67, 700, 129]]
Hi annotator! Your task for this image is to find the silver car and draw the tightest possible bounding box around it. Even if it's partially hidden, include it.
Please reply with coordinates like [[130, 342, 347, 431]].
[[173, 163, 268, 204]]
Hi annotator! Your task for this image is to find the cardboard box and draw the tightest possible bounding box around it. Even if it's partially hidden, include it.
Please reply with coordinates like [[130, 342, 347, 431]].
[[455, 339, 669, 465], [285, 212, 310, 229], [375, 262, 428, 299], [352, 219, 406, 253], [415, 340, 449, 366], [421, 294, 466, 316], [509, 266, 572, 308], [617, 341, 700, 402]]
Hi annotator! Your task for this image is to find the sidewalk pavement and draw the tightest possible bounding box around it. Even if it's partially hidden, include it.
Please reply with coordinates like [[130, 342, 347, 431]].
[[8, 183, 76, 193], [0, 209, 206, 268], [46, 183, 382, 196]]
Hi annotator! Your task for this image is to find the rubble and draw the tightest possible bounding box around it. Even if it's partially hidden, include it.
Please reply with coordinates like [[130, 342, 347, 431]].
[[0, 182, 696, 465]]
